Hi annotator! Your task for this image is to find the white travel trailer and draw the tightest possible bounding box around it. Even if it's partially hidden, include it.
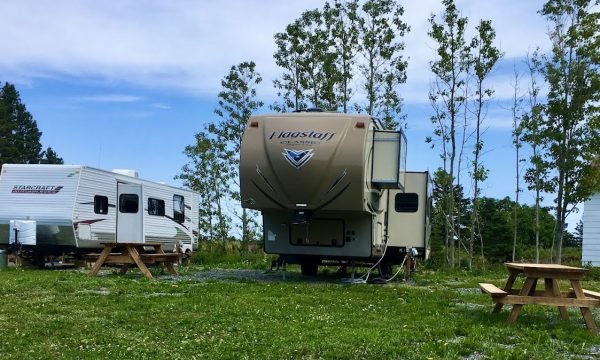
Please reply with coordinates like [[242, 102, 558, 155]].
[[0, 164, 199, 256], [582, 192, 600, 266], [240, 111, 431, 275]]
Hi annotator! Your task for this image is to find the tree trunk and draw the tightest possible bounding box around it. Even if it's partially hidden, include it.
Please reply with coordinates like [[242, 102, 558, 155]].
[[535, 186, 540, 263], [242, 207, 249, 242], [554, 179, 564, 264]]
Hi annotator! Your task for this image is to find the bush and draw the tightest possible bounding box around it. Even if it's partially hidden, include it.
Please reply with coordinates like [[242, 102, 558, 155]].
[[424, 246, 583, 270], [518, 246, 582, 265], [189, 240, 276, 269]]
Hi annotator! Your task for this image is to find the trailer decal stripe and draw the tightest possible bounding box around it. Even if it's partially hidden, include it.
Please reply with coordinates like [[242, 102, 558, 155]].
[[256, 166, 277, 193], [164, 215, 190, 231], [73, 219, 106, 229], [315, 183, 351, 211], [251, 180, 286, 208], [325, 169, 347, 194]]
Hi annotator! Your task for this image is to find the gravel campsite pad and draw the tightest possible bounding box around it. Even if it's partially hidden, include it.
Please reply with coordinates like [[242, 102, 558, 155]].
[[173, 268, 290, 282], [167, 268, 373, 283]]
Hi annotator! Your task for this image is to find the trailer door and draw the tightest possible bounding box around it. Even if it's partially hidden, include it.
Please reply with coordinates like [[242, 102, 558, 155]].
[[116, 182, 143, 243]]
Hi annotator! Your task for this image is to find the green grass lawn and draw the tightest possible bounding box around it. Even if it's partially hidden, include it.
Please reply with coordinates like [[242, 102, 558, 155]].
[[0, 265, 599, 359]]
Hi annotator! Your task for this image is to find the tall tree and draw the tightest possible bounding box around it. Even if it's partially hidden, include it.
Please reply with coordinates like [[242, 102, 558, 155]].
[[521, 50, 548, 263], [273, 9, 340, 111], [537, 0, 600, 263], [359, 0, 409, 129], [0, 82, 42, 169], [178, 131, 231, 240], [324, 0, 361, 113], [273, 21, 309, 112], [298, 9, 340, 110], [430, 168, 471, 266], [573, 219, 583, 247], [40, 147, 64, 164], [510, 67, 524, 262], [427, 0, 470, 267], [469, 19, 501, 267], [211, 61, 264, 242], [0, 82, 63, 170]]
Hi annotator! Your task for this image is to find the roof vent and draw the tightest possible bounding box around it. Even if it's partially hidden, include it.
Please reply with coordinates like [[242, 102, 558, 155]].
[[293, 108, 324, 113], [112, 169, 139, 178]]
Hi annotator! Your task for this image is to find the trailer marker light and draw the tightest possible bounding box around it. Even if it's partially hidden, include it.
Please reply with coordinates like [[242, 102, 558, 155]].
[[250, 121, 259, 127], [355, 122, 365, 128]]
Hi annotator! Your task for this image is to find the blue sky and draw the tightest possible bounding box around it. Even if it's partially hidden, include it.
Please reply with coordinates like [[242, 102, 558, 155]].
[[2, 0, 580, 226]]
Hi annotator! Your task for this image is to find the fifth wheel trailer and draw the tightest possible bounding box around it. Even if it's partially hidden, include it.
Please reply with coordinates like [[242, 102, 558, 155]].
[[240, 111, 431, 275], [0, 164, 199, 257]]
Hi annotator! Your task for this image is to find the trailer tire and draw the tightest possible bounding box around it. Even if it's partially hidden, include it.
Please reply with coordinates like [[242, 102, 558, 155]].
[[301, 262, 319, 276]]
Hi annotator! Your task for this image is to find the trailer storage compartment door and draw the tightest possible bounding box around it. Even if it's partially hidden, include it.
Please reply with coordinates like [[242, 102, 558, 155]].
[[372, 130, 406, 190], [290, 219, 344, 247], [9, 220, 37, 245]]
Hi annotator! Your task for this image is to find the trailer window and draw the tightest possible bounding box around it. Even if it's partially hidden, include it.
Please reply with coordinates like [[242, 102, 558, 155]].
[[94, 195, 109, 214], [119, 194, 139, 213], [173, 195, 185, 223], [395, 193, 418, 213], [148, 198, 165, 216]]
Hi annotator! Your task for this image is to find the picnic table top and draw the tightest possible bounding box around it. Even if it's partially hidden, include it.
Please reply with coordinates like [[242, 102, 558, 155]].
[[505, 262, 587, 274]]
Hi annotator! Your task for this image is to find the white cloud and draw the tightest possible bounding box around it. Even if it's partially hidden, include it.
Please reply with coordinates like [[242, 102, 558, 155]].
[[0, 0, 551, 104], [0, 0, 324, 95], [401, 0, 550, 105], [150, 103, 171, 110]]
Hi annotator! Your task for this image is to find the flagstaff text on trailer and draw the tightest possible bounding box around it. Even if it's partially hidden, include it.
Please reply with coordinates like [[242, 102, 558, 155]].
[[269, 131, 336, 142]]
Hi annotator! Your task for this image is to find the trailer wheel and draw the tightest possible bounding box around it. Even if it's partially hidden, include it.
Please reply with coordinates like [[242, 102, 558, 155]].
[[379, 259, 393, 279], [301, 262, 319, 276]]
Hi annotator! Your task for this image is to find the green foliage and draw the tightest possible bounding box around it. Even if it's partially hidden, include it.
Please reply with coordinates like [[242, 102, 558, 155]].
[[0, 82, 62, 169], [427, 0, 471, 267], [430, 168, 471, 263], [212, 61, 264, 156], [470, 18, 502, 266], [323, 0, 361, 113], [470, 19, 501, 184], [272, 0, 409, 127], [273, 8, 340, 111], [359, 0, 409, 129], [179, 62, 263, 242], [190, 240, 274, 269], [429, 166, 573, 265], [211, 61, 263, 242], [476, 197, 557, 262], [527, 0, 600, 263], [177, 132, 231, 240], [428, 0, 502, 268], [272, 20, 309, 112], [40, 147, 64, 164]]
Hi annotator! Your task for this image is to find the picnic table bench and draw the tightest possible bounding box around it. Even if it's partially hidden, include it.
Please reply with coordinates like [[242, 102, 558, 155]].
[[86, 242, 179, 279], [480, 262, 599, 333]]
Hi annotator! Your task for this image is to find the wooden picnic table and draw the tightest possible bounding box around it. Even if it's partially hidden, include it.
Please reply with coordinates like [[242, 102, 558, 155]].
[[87, 242, 179, 279], [480, 262, 600, 333]]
